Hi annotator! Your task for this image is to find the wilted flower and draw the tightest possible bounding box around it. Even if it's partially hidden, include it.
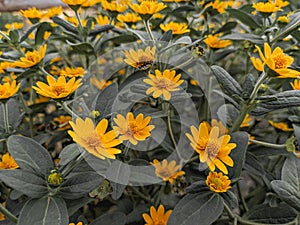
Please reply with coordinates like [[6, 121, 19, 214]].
[[206, 171, 231, 193], [142, 205, 172, 225]]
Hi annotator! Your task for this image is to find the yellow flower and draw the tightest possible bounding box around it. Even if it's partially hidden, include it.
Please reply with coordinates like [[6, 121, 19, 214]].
[[60, 67, 85, 77], [274, 0, 289, 8], [206, 0, 240, 14], [250, 43, 300, 78], [117, 13, 142, 23], [0, 203, 5, 220], [68, 117, 122, 160], [240, 114, 252, 127], [69, 222, 85, 225], [0, 80, 20, 100], [123, 46, 156, 70], [0, 62, 15, 74], [43, 31, 52, 40], [277, 15, 290, 23], [206, 171, 231, 193], [163, 0, 188, 2], [20, 7, 44, 19], [32, 75, 82, 99], [186, 122, 236, 174], [47, 170, 63, 185], [290, 79, 300, 90], [143, 69, 184, 100], [153, 13, 165, 19], [113, 112, 154, 145], [61, 0, 88, 6], [268, 120, 293, 131], [190, 79, 199, 86], [152, 159, 185, 184], [13, 44, 47, 68], [96, 15, 111, 25], [101, 0, 128, 13], [129, 1, 167, 16], [160, 21, 190, 35], [54, 115, 72, 130], [2, 73, 17, 83], [142, 205, 172, 225], [0, 153, 19, 169], [81, 0, 102, 7], [4, 22, 24, 30], [204, 34, 232, 49], [210, 119, 228, 136], [90, 77, 113, 90], [44, 6, 63, 18]]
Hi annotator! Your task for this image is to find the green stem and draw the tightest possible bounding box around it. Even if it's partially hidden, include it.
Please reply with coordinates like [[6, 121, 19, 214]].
[[39, 66, 52, 77], [170, 57, 194, 70], [237, 181, 249, 212], [249, 139, 286, 149], [0, 203, 18, 223], [62, 152, 87, 177], [60, 101, 79, 119], [143, 19, 155, 42], [167, 103, 177, 149], [2, 103, 10, 134], [75, 10, 84, 35]]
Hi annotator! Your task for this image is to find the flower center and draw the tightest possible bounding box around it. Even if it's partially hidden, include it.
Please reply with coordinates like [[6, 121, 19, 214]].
[[272, 53, 289, 69], [51, 85, 68, 96], [206, 140, 219, 159], [135, 55, 153, 70], [158, 168, 172, 178], [211, 177, 222, 189], [86, 133, 102, 149]]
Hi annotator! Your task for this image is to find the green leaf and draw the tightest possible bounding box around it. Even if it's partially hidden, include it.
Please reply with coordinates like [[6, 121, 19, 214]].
[[8, 30, 19, 44], [35, 22, 52, 46], [221, 33, 264, 45], [17, 197, 68, 225], [271, 180, 300, 211], [211, 65, 242, 96], [0, 170, 48, 198], [65, 197, 93, 216], [159, 30, 173, 42], [20, 22, 41, 43], [89, 24, 114, 36], [172, 5, 196, 13], [215, 22, 238, 34], [58, 144, 81, 167], [228, 132, 249, 179], [217, 104, 240, 127], [60, 171, 103, 199], [221, 190, 239, 209], [7, 135, 54, 176], [0, 99, 24, 133], [168, 193, 223, 225], [52, 16, 78, 35], [66, 41, 95, 56], [282, 155, 300, 192], [96, 34, 138, 52], [272, 12, 300, 43], [105, 160, 130, 187], [89, 212, 127, 225], [227, 8, 261, 29]]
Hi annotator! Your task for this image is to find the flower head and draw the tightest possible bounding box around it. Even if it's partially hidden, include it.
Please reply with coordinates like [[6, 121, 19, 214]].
[[61, 0, 88, 6], [144, 69, 184, 100], [130, 1, 167, 19], [206, 0, 240, 14], [291, 79, 300, 90], [269, 120, 293, 131], [32, 75, 82, 99], [68, 117, 122, 160], [0, 62, 15, 74], [44, 6, 63, 18], [0, 80, 20, 100], [204, 34, 232, 49], [113, 112, 154, 145], [152, 159, 185, 184], [101, 0, 128, 13], [240, 114, 252, 127], [0, 153, 19, 169], [186, 122, 236, 174], [54, 115, 72, 130], [206, 171, 231, 193], [142, 205, 172, 225], [13, 44, 47, 68], [123, 46, 156, 70], [60, 67, 85, 77], [90, 77, 113, 90], [160, 21, 190, 35], [4, 22, 24, 30], [96, 15, 111, 25], [250, 43, 300, 78], [117, 13, 142, 24], [20, 7, 44, 19]]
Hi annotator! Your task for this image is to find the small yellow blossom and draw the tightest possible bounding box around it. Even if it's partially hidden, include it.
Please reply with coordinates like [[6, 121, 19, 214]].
[[0, 80, 20, 100], [240, 114, 252, 127], [54, 115, 72, 130], [123, 46, 156, 70], [43, 6, 63, 18], [290, 79, 300, 90], [96, 15, 111, 26], [143, 69, 184, 100], [206, 171, 231, 193], [20, 7, 44, 19], [61, 0, 89, 6], [4, 22, 24, 30], [277, 15, 290, 23], [143, 205, 172, 225], [0, 153, 19, 169], [160, 21, 190, 35], [13, 44, 47, 68], [152, 159, 185, 184], [113, 112, 155, 145], [90, 77, 113, 90], [117, 13, 142, 23], [101, 0, 128, 13], [60, 67, 85, 77], [268, 120, 293, 131], [129, 1, 167, 18], [204, 34, 232, 49], [206, 0, 240, 14]]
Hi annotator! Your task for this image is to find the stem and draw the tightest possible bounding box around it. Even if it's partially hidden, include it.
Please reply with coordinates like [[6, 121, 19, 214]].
[[248, 71, 268, 104], [143, 19, 155, 42], [2, 103, 10, 134], [249, 139, 286, 149], [167, 103, 177, 149], [75, 10, 84, 35], [170, 57, 194, 70], [39, 66, 52, 77], [0, 203, 18, 223], [60, 101, 79, 119], [237, 181, 249, 212], [62, 152, 87, 177]]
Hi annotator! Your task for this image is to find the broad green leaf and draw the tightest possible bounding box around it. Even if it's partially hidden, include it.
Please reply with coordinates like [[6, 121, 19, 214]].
[[66, 41, 95, 56], [52, 16, 78, 34], [58, 144, 81, 167], [227, 8, 261, 29], [221, 190, 239, 209], [217, 104, 240, 127], [159, 30, 173, 42], [96, 35, 138, 52], [106, 160, 130, 186], [228, 132, 249, 179], [8, 30, 19, 44], [35, 22, 52, 46], [65, 197, 93, 216], [89, 24, 115, 36], [211, 65, 242, 96], [0, 170, 48, 198], [271, 180, 300, 212], [221, 33, 264, 45], [17, 197, 68, 225], [20, 22, 41, 43], [282, 155, 300, 192], [215, 22, 238, 34], [89, 212, 127, 225], [167, 193, 223, 225], [7, 135, 54, 176]]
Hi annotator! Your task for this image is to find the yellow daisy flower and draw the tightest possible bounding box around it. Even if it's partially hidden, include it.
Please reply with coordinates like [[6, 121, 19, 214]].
[[160, 21, 190, 35], [13, 44, 47, 68], [268, 120, 293, 131], [250, 43, 300, 78], [96, 15, 111, 26], [4, 22, 24, 30], [81, 0, 102, 7], [123, 46, 156, 70], [0, 80, 20, 100], [205, 0, 240, 14], [129, 1, 167, 18], [59, 67, 85, 77], [68, 117, 122, 160], [0, 153, 19, 169], [20, 7, 44, 19], [53, 115, 72, 130], [143, 69, 184, 100], [0, 62, 15, 74], [90, 77, 113, 90], [206, 171, 231, 193], [117, 13, 142, 23], [277, 15, 290, 23], [290, 79, 300, 90], [142, 205, 172, 225], [32, 75, 82, 99], [101, 0, 128, 13], [186, 122, 236, 174], [61, 0, 88, 6], [43, 6, 63, 18], [152, 159, 185, 184], [204, 34, 232, 49], [113, 112, 155, 145]]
